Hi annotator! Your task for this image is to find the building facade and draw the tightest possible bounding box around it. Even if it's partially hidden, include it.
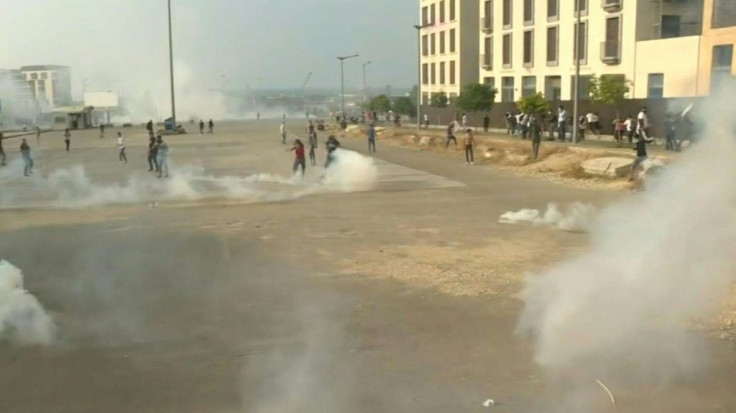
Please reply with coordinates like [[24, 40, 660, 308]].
[[419, 0, 480, 105], [697, 0, 736, 94], [478, 0, 705, 102], [20, 65, 72, 108]]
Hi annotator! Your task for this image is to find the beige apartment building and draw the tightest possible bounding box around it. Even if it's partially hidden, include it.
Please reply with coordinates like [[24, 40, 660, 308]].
[[478, 0, 705, 102], [419, 0, 480, 105], [20, 65, 73, 108]]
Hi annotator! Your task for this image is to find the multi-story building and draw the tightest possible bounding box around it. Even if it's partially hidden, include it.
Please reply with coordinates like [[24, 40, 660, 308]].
[[0, 69, 37, 125], [419, 0, 480, 105], [20, 65, 72, 108], [478, 0, 705, 102], [697, 0, 736, 93]]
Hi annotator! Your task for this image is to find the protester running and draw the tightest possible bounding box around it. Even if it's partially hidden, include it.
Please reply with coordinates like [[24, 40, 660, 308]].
[[148, 135, 159, 172], [20, 138, 33, 176], [630, 133, 654, 181], [445, 121, 458, 147], [288, 139, 306, 177], [325, 135, 341, 168], [117, 132, 128, 163]]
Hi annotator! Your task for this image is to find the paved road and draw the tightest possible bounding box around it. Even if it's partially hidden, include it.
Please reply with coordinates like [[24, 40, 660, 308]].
[[0, 121, 732, 412]]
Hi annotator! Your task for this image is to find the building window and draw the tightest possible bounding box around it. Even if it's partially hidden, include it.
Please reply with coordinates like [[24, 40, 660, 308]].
[[661, 15, 681, 38], [431, 63, 437, 85], [40, 73, 48, 80], [449, 29, 456, 53], [484, 77, 494, 86], [523, 0, 534, 24], [450, 0, 456, 20], [570, 75, 592, 99], [547, 0, 558, 21], [546, 26, 559, 65], [450, 61, 456, 84], [545, 76, 562, 101], [648, 73, 664, 98], [503, 0, 512, 28], [431, 3, 436, 24], [501, 76, 515, 102], [522, 76, 537, 97], [440, 31, 446, 54], [440, 62, 446, 84], [604, 16, 621, 61], [574, 21, 587, 64], [713, 0, 736, 29], [422, 64, 429, 85], [31, 73, 38, 80], [483, 0, 493, 33], [523, 30, 534, 67], [574, 0, 588, 16], [422, 7, 429, 25], [431, 33, 436, 55], [483, 37, 493, 68], [712, 45, 734, 91], [503, 33, 512, 67], [422, 35, 429, 56], [440, 0, 446, 23]]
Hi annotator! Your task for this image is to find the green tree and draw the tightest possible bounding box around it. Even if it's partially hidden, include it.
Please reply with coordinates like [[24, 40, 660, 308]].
[[455, 83, 496, 112], [517, 92, 550, 115], [587, 75, 630, 108], [430, 92, 449, 108], [392, 96, 415, 116], [368, 94, 392, 112]]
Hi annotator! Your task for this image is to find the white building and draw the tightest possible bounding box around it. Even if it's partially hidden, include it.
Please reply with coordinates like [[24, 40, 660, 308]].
[[20, 65, 72, 108], [478, 0, 704, 102], [419, 0, 480, 105]]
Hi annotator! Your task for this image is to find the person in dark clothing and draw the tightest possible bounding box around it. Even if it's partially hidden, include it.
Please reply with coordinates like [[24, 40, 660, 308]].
[[483, 113, 490, 133], [324, 135, 341, 168], [146, 120, 153, 133], [463, 129, 475, 165], [630, 135, 653, 180], [148, 135, 159, 172], [308, 130, 318, 166], [208, 119, 214, 134], [288, 139, 306, 177], [64, 128, 71, 151], [367, 123, 377, 153], [445, 121, 458, 147], [199, 120, 205, 134], [0, 133, 5, 166], [100, 124, 105, 139], [20, 138, 32, 176], [664, 113, 677, 151], [530, 115, 542, 160]]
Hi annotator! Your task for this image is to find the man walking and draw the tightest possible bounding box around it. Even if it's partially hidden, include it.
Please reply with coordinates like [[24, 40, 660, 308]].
[[64, 128, 71, 151], [664, 113, 677, 151], [445, 120, 458, 148], [208, 119, 214, 134], [531, 115, 542, 160], [367, 122, 377, 153], [308, 129, 317, 166], [280, 121, 287, 144], [20, 138, 32, 176], [100, 124, 105, 139], [199, 120, 205, 134], [483, 113, 490, 133], [157, 136, 169, 178], [557, 105, 568, 141], [423, 113, 430, 129], [630, 133, 653, 181], [117, 132, 128, 163], [637, 107, 650, 140], [148, 135, 159, 172], [463, 129, 475, 165], [36, 126, 42, 145]]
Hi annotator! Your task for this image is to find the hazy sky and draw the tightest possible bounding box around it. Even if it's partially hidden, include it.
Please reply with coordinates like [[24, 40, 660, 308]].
[[0, 0, 418, 97]]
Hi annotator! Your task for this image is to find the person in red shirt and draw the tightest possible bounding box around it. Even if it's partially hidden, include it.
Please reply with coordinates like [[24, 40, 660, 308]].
[[288, 139, 306, 177]]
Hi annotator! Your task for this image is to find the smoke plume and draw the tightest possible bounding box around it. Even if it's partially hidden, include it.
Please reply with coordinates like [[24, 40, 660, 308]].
[[499, 203, 595, 233], [0, 260, 56, 346], [517, 102, 736, 409]]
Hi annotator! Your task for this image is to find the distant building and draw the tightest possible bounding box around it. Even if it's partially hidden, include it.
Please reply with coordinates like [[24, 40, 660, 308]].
[[419, 0, 480, 105], [20, 65, 72, 108], [698, 0, 736, 93], [0, 69, 37, 126]]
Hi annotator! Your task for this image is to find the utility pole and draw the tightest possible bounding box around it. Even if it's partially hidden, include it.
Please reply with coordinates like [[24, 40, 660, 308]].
[[572, 0, 582, 144], [167, 0, 177, 127], [337, 54, 359, 120], [362, 61, 372, 103], [414, 23, 434, 131]]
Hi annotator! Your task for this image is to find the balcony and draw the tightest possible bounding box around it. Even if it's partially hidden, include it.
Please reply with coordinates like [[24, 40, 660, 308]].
[[600, 41, 621, 64], [480, 17, 493, 33], [602, 0, 622, 12], [481, 54, 492, 70]]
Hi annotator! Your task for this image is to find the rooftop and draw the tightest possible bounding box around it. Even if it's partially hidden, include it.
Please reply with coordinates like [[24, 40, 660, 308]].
[[20, 65, 69, 71]]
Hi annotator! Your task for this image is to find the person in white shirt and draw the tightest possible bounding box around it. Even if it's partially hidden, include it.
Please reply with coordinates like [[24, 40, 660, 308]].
[[557, 106, 568, 141], [637, 107, 650, 140], [423, 113, 429, 129], [280, 121, 287, 144], [623, 114, 635, 144], [462, 114, 468, 128], [117, 132, 127, 163]]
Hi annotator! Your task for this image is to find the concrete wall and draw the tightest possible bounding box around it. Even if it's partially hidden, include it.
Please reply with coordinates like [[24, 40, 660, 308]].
[[633, 36, 703, 98]]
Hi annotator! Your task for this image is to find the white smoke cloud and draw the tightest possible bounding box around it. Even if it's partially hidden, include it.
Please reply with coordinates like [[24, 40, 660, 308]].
[[517, 109, 736, 409], [499, 203, 596, 233], [0, 260, 56, 346], [0, 150, 378, 209]]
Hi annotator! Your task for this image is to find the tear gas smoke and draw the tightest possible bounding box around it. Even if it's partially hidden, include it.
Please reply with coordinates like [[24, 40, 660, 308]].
[[0, 150, 378, 209], [0, 260, 56, 346], [517, 95, 736, 409], [499, 203, 595, 233]]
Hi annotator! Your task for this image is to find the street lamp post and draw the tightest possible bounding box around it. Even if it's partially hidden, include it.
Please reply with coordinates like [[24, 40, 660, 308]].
[[167, 0, 177, 127], [337, 54, 359, 121], [362, 61, 372, 103], [414, 23, 433, 131], [572, 1, 582, 144]]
